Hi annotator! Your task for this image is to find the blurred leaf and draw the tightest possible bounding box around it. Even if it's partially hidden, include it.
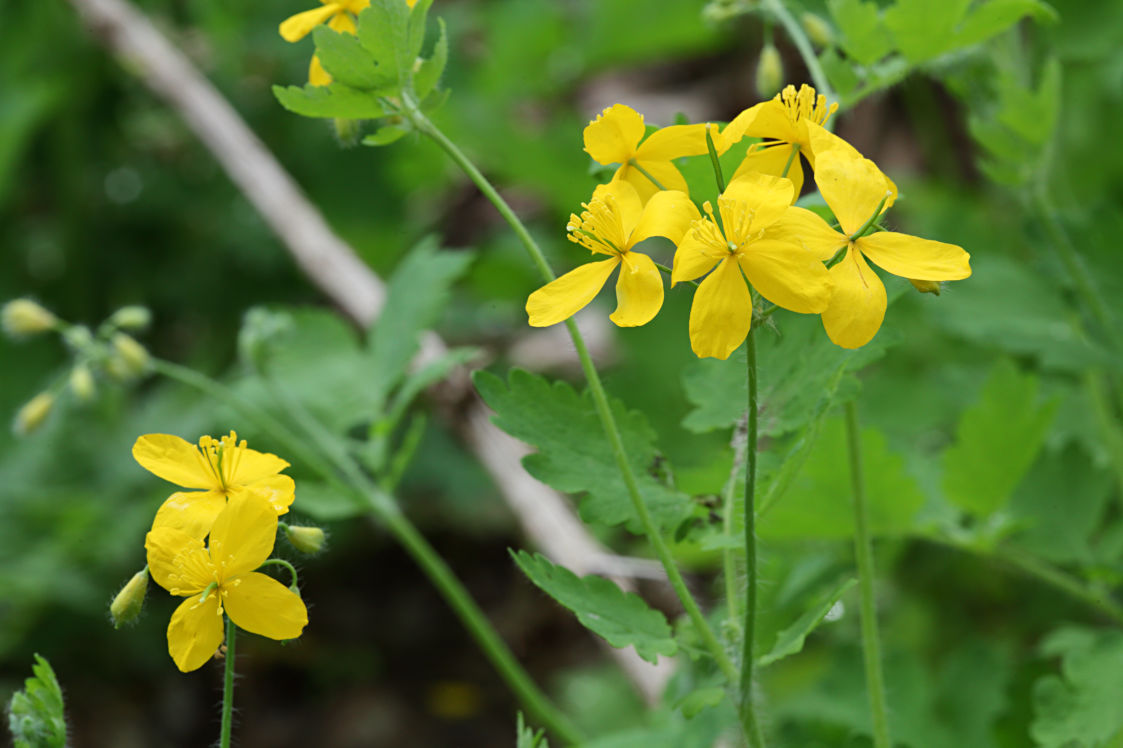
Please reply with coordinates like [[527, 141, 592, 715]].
[[511, 551, 677, 664], [1032, 627, 1123, 747], [313, 26, 396, 91], [761, 416, 925, 539], [356, 0, 413, 88], [942, 359, 1058, 518], [414, 17, 448, 99], [829, 0, 895, 64], [273, 83, 388, 119], [758, 577, 856, 667], [6, 654, 66, 748], [884, 0, 971, 63], [0, 82, 63, 208], [954, 0, 1058, 49], [293, 480, 363, 521], [996, 57, 1061, 145], [676, 687, 726, 719], [516, 712, 549, 748], [475, 369, 691, 532], [362, 124, 411, 147], [819, 48, 861, 97]]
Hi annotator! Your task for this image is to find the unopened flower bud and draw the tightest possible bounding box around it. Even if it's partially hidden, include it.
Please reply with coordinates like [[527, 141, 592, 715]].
[[110, 568, 149, 628], [107, 333, 150, 380], [284, 524, 326, 555], [909, 279, 942, 296], [62, 325, 93, 352], [70, 364, 97, 403], [800, 12, 835, 49], [13, 392, 54, 436], [2, 299, 57, 338], [755, 44, 784, 99], [109, 305, 151, 331], [334, 118, 362, 147]]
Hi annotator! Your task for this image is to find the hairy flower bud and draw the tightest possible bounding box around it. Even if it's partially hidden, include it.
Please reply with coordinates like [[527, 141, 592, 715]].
[[109, 305, 152, 331], [2, 299, 57, 338], [909, 279, 942, 295], [13, 392, 54, 436], [107, 333, 150, 380], [755, 44, 784, 99], [110, 568, 149, 628], [69, 364, 97, 403], [800, 12, 835, 49], [284, 524, 327, 555]]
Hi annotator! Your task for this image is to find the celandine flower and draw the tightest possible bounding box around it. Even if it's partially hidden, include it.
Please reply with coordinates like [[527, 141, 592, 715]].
[[672, 172, 832, 360], [781, 128, 971, 348], [146, 494, 308, 672], [133, 431, 295, 540], [527, 180, 698, 328], [719, 84, 839, 197], [583, 104, 708, 202]]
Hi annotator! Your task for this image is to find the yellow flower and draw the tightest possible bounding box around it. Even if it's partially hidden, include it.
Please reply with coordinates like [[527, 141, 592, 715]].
[[146, 494, 308, 672], [719, 83, 839, 197], [527, 180, 698, 328], [672, 172, 833, 360], [133, 431, 295, 540], [583, 104, 709, 202], [777, 124, 971, 348]]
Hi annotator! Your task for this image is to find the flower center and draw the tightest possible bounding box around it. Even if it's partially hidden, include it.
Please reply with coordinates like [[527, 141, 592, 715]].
[[566, 193, 627, 256], [778, 84, 837, 129]]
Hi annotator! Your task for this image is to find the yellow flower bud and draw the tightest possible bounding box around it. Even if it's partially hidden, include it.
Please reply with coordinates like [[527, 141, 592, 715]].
[[109, 306, 151, 331], [909, 279, 942, 296], [2, 299, 57, 338], [13, 392, 54, 436], [284, 524, 326, 554], [69, 364, 97, 403], [800, 12, 835, 49], [755, 44, 784, 99], [110, 568, 149, 628], [107, 333, 150, 380]]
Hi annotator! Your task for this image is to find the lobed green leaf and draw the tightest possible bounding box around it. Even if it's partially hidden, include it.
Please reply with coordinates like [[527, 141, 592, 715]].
[[758, 577, 856, 667], [272, 83, 388, 119], [7, 654, 66, 748], [829, 0, 895, 64], [312, 26, 397, 91]]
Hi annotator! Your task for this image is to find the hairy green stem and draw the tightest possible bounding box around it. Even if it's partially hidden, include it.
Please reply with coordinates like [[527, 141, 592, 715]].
[[409, 108, 739, 686], [151, 359, 583, 743], [740, 327, 766, 748], [722, 415, 749, 629], [219, 617, 236, 748], [761, 0, 835, 104], [844, 402, 892, 748], [258, 557, 299, 587]]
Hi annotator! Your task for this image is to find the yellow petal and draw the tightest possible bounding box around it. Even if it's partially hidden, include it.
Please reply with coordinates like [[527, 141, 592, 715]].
[[856, 232, 971, 281], [671, 232, 721, 285], [610, 252, 664, 327], [224, 572, 309, 641], [635, 123, 709, 161], [765, 206, 847, 261], [813, 148, 894, 237], [721, 172, 795, 233], [630, 189, 700, 246], [526, 258, 620, 327], [231, 476, 296, 516], [341, 0, 371, 11], [738, 240, 832, 314], [806, 122, 901, 205], [724, 99, 798, 144], [594, 180, 644, 242], [146, 527, 212, 595], [618, 160, 690, 202], [309, 55, 332, 87], [328, 11, 356, 33], [225, 443, 290, 485], [689, 257, 752, 360], [821, 247, 887, 349], [167, 593, 224, 672], [152, 490, 227, 540], [279, 5, 340, 42], [717, 103, 766, 152], [209, 494, 278, 579], [730, 141, 805, 198], [132, 434, 215, 490], [584, 104, 645, 165]]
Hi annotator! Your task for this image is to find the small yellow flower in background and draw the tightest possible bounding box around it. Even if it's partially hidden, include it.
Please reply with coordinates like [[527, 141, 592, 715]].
[[527, 180, 698, 328], [146, 494, 308, 672], [583, 104, 709, 202], [672, 172, 833, 360], [133, 431, 295, 540], [781, 127, 971, 349], [719, 83, 839, 197]]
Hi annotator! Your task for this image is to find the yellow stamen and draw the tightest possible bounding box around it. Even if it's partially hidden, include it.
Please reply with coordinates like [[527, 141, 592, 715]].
[[776, 84, 838, 129], [566, 193, 628, 256]]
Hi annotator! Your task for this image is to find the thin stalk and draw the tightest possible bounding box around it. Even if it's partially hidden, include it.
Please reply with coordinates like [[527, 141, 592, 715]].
[[151, 359, 583, 743], [628, 158, 669, 191], [722, 414, 749, 628], [761, 0, 835, 104], [654, 260, 699, 287], [740, 327, 766, 748], [219, 617, 236, 748], [705, 126, 727, 193], [844, 402, 891, 748], [410, 108, 739, 683]]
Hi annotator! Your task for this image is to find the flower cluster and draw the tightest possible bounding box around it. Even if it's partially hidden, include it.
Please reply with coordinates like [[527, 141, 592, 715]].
[[117, 431, 312, 672], [527, 84, 972, 358]]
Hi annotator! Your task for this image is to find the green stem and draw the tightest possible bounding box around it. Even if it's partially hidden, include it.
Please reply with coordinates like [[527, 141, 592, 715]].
[[844, 402, 892, 748], [151, 359, 582, 743], [705, 126, 726, 193], [219, 617, 236, 748], [654, 260, 699, 287], [740, 327, 766, 748], [258, 557, 299, 587], [761, 0, 835, 104], [722, 415, 749, 629], [628, 158, 669, 192], [410, 108, 739, 684]]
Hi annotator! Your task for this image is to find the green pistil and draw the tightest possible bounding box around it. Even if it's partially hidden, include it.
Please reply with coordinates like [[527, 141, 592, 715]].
[[627, 159, 668, 191], [199, 581, 218, 604], [780, 143, 800, 179], [849, 193, 891, 241]]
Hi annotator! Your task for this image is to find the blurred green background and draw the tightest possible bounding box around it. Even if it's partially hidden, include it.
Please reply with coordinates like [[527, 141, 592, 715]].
[[2, 0, 1123, 745]]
